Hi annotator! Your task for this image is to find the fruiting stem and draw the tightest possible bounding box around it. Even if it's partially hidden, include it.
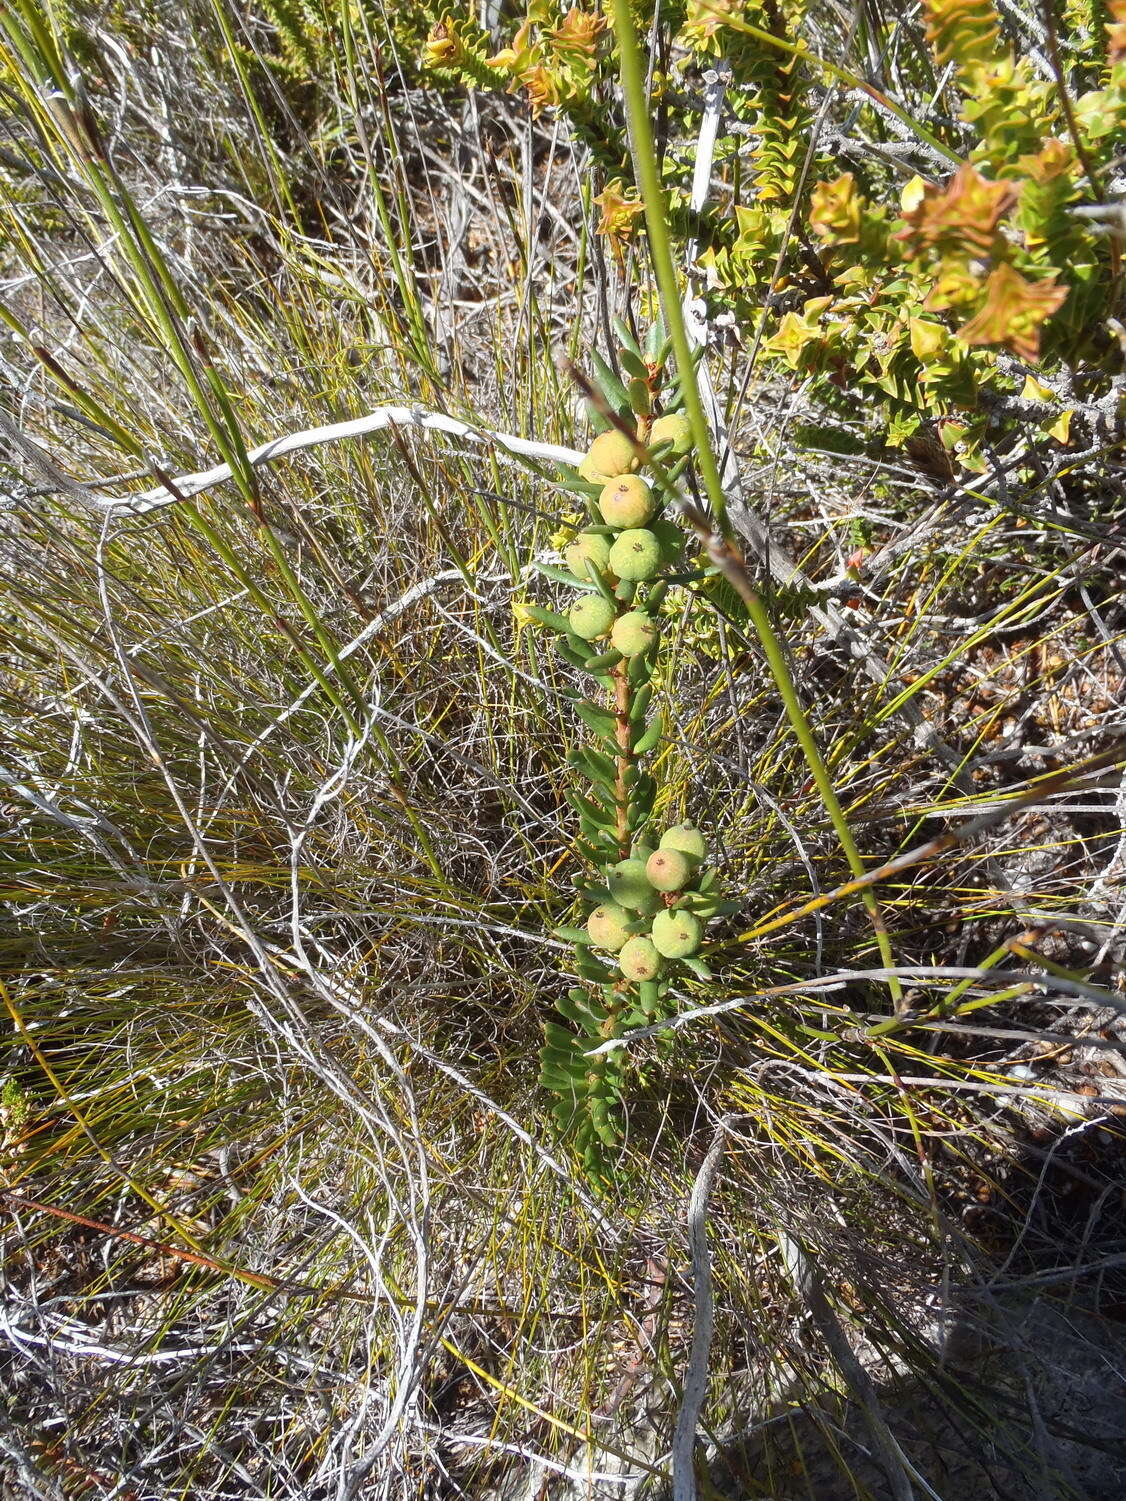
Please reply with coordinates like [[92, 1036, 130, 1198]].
[[612, 662, 633, 857]]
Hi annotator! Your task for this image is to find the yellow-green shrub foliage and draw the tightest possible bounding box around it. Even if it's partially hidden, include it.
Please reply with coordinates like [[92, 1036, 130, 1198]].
[[770, 0, 1126, 465], [421, 1, 1126, 472]]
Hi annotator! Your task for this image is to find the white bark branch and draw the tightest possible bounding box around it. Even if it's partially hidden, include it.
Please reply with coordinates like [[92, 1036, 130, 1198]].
[[90, 406, 583, 514]]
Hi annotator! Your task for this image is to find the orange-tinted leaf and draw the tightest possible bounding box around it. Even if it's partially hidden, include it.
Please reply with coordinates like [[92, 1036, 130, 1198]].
[[897, 163, 1019, 254], [956, 264, 1068, 360]]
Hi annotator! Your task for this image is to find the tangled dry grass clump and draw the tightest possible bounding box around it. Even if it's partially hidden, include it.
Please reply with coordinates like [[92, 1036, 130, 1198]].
[[1, 2, 1126, 1498]]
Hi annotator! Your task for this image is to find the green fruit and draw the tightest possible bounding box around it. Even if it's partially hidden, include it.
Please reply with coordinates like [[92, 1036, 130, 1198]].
[[651, 909, 702, 958], [586, 903, 633, 953], [568, 594, 616, 641], [607, 858, 658, 913], [599, 474, 656, 528], [659, 822, 707, 863], [619, 935, 662, 981], [564, 531, 612, 578], [610, 610, 657, 657], [577, 453, 613, 485], [645, 847, 691, 892], [608, 528, 662, 581], [587, 430, 639, 478], [650, 413, 693, 455], [651, 518, 684, 565]]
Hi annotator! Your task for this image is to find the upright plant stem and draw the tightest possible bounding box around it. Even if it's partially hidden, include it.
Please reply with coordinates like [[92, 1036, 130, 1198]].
[[608, 0, 729, 536], [609, 0, 902, 1003]]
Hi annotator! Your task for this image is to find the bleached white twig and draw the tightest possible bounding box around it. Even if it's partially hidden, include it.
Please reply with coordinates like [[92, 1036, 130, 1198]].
[[777, 1234, 919, 1501], [672, 1117, 733, 1501], [93, 406, 583, 514], [586, 965, 1126, 1057], [683, 64, 732, 461]]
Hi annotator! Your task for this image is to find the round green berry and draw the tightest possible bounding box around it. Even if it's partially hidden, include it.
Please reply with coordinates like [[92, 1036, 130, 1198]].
[[649, 413, 693, 455], [586, 903, 633, 953], [599, 474, 656, 529], [651, 909, 702, 958], [607, 858, 658, 913], [586, 430, 639, 478], [610, 610, 657, 657], [645, 847, 692, 892], [608, 528, 662, 581], [659, 822, 707, 864], [564, 531, 612, 579], [568, 594, 616, 641], [619, 935, 662, 981]]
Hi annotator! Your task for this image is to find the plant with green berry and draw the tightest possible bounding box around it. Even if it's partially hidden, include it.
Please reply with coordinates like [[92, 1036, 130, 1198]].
[[521, 324, 735, 1179]]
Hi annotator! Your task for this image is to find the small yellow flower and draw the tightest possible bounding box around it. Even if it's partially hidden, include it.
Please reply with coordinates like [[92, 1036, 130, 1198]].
[[423, 19, 461, 68], [594, 178, 645, 254], [512, 600, 537, 628], [548, 6, 605, 60], [681, 0, 743, 54], [486, 19, 536, 75], [550, 513, 580, 550], [523, 64, 562, 116]]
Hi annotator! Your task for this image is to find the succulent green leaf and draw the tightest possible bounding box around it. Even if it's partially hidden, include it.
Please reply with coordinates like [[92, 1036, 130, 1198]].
[[582, 648, 624, 674], [591, 349, 633, 418], [678, 955, 713, 981], [638, 980, 662, 1014], [633, 714, 664, 755], [613, 317, 644, 359], [556, 636, 593, 669], [552, 925, 592, 945], [533, 562, 601, 591], [630, 684, 653, 723], [628, 376, 652, 415], [620, 348, 649, 381], [557, 992, 604, 1034], [570, 745, 618, 784], [524, 605, 571, 632], [574, 701, 618, 737], [565, 790, 611, 825], [627, 651, 653, 686], [575, 952, 615, 982]]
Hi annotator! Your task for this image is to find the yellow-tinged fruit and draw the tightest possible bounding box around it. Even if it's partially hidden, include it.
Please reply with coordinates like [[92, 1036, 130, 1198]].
[[608, 858, 659, 913], [651, 909, 702, 958], [609, 528, 662, 581], [610, 610, 657, 657], [568, 594, 616, 641], [586, 429, 639, 477], [659, 822, 706, 863], [645, 847, 692, 892], [650, 413, 694, 455], [619, 935, 662, 981], [586, 903, 633, 953], [578, 452, 613, 485], [599, 474, 656, 528], [565, 531, 612, 578]]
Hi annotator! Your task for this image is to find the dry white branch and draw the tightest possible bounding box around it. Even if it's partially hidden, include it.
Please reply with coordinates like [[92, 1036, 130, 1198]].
[[777, 1234, 920, 1501], [586, 965, 1126, 1057], [672, 1116, 733, 1501], [89, 406, 583, 513]]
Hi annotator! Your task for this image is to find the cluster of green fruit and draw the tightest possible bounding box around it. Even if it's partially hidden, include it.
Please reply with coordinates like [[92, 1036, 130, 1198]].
[[549, 415, 693, 655], [587, 821, 714, 980], [526, 357, 726, 1174]]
